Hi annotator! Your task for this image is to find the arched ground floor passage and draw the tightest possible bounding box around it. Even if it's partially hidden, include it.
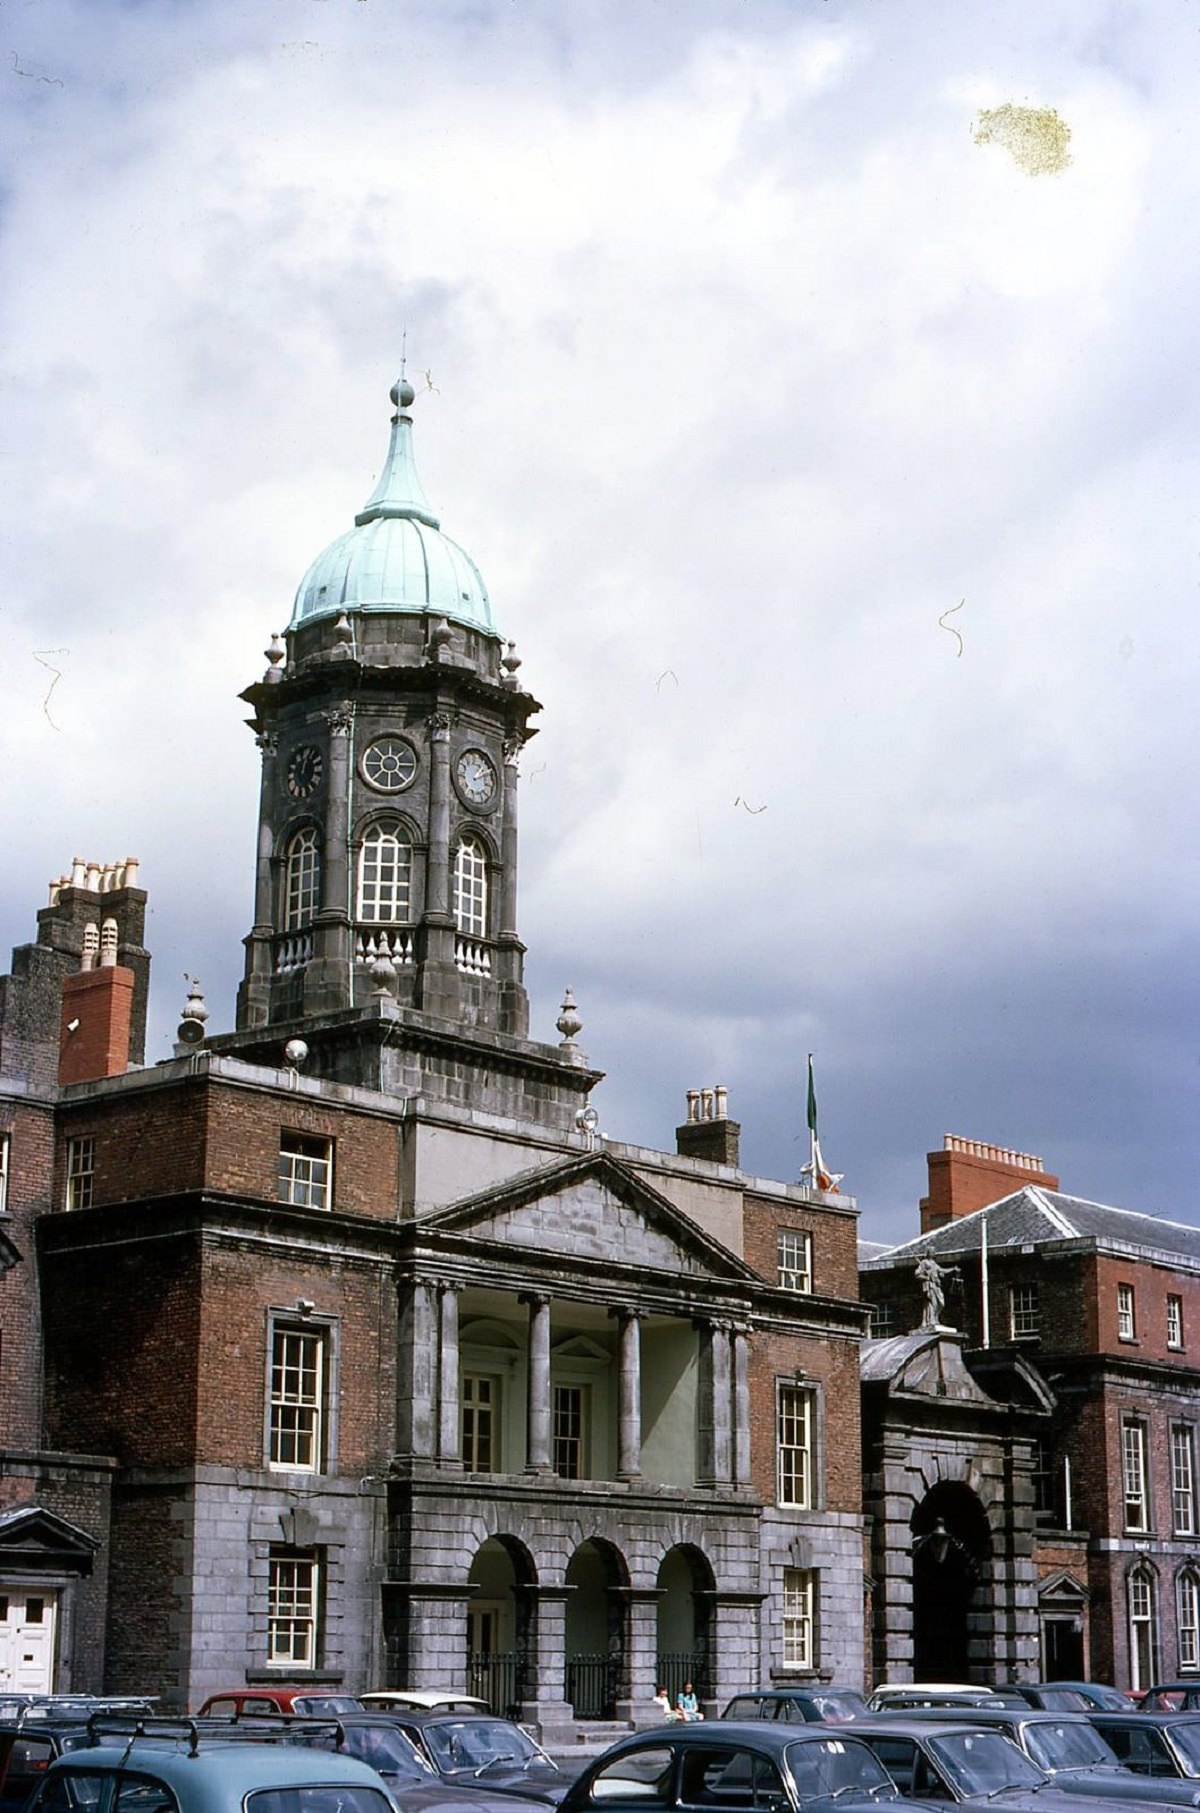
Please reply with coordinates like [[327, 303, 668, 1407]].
[[453, 1535, 719, 1719]]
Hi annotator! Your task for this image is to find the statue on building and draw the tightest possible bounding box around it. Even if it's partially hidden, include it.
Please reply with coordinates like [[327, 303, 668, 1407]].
[[915, 1254, 950, 1330]]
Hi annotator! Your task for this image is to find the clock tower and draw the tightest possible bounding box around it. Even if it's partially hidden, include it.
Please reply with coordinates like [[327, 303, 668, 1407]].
[[236, 376, 539, 1047]]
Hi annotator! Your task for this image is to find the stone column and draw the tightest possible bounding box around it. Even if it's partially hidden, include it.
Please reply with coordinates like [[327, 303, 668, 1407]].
[[615, 1588, 663, 1726], [695, 1320, 732, 1485], [523, 1292, 552, 1474], [516, 1586, 574, 1740], [417, 709, 457, 1013], [395, 1281, 437, 1460], [304, 703, 353, 1013], [732, 1326, 751, 1488], [240, 731, 279, 1025], [437, 1283, 461, 1466], [612, 1308, 643, 1481]]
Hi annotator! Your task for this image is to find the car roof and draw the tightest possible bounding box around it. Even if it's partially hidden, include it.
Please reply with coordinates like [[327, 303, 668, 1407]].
[[1093, 1710, 1200, 1725], [360, 1694, 490, 1711], [592, 1722, 883, 1756], [47, 1739, 392, 1788]]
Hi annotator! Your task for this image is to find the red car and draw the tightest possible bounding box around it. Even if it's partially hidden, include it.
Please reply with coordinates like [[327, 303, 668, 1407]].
[[195, 1687, 363, 1717]]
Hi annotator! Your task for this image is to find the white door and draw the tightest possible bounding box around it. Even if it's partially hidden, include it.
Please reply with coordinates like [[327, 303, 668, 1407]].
[[0, 1591, 57, 1692]]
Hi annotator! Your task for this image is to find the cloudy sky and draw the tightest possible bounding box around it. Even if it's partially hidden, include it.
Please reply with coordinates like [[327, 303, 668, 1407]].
[[1, 0, 1197, 1244]]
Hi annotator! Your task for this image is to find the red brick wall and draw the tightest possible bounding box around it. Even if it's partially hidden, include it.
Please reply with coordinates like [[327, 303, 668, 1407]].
[[42, 1231, 203, 1464], [742, 1193, 859, 1300], [749, 1327, 862, 1513], [55, 1075, 401, 1219], [58, 968, 135, 1085], [195, 1242, 396, 1472], [0, 1098, 55, 1446]]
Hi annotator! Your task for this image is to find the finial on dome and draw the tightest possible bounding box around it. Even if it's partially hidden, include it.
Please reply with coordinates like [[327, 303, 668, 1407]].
[[390, 375, 416, 414]]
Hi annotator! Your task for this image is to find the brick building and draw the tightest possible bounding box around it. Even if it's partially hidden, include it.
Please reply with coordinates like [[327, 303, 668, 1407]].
[[0, 377, 867, 1723], [860, 1134, 1200, 1693]]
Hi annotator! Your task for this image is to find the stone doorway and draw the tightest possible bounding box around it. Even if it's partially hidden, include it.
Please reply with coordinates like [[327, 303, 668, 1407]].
[[911, 1483, 989, 1681]]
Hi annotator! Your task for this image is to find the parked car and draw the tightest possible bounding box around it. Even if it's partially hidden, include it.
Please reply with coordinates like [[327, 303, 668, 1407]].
[[1139, 1691, 1200, 1717], [1010, 1688, 1091, 1713], [0, 1717, 101, 1813], [196, 1688, 364, 1718], [850, 1716, 1154, 1813], [19, 1728, 400, 1813], [876, 1705, 1200, 1806], [286, 1712, 556, 1813], [1051, 1687, 1138, 1713], [360, 1695, 492, 1715], [373, 1711, 565, 1804], [556, 1719, 925, 1813], [1089, 1713, 1200, 1781], [721, 1689, 869, 1724], [866, 1688, 1028, 1714]]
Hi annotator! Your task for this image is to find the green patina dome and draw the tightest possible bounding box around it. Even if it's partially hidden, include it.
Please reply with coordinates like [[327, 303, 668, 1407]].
[[290, 377, 495, 635]]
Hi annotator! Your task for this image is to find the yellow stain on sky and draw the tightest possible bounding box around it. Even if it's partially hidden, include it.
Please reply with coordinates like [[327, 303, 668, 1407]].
[[974, 104, 1072, 176]]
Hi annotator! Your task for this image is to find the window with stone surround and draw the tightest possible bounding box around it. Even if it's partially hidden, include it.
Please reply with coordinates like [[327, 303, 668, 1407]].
[[782, 1566, 814, 1668], [0, 1132, 8, 1215], [777, 1230, 813, 1294], [553, 1383, 586, 1479], [1118, 1282, 1137, 1342], [284, 827, 321, 930], [267, 1548, 321, 1667], [278, 1132, 333, 1210], [1168, 1295, 1185, 1351], [1172, 1425, 1197, 1536], [357, 823, 413, 924], [268, 1322, 328, 1473], [1179, 1570, 1200, 1674], [1009, 1282, 1040, 1339], [65, 1136, 95, 1211], [1123, 1418, 1150, 1532], [453, 836, 488, 938], [462, 1373, 498, 1473], [777, 1383, 815, 1508]]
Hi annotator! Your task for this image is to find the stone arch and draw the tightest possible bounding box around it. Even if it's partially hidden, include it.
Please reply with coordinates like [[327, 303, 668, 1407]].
[[565, 1536, 630, 1721], [467, 1534, 537, 1716], [655, 1543, 715, 1704], [910, 1480, 991, 1681]]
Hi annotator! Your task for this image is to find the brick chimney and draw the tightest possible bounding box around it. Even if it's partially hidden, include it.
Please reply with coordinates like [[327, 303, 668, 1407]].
[[676, 1086, 741, 1167], [920, 1134, 1059, 1233], [59, 963, 136, 1084]]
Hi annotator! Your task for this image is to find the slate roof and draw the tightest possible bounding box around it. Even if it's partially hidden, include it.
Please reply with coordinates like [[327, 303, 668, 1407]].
[[861, 1185, 1200, 1272]]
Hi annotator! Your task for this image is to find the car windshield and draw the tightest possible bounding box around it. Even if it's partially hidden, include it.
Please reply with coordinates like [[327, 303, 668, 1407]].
[[300, 1727, 432, 1783], [808, 1696, 866, 1723], [294, 1700, 363, 1718], [928, 1731, 1045, 1795], [1024, 1725, 1115, 1771], [1168, 1726, 1200, 1774], [785, 1736, 896, 1799], [424, 1721, 542, 1772], [247, 1790, 394, 1813]]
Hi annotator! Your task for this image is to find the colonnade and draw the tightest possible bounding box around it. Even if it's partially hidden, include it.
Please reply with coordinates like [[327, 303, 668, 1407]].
[[396, 1281, 752, 1486]]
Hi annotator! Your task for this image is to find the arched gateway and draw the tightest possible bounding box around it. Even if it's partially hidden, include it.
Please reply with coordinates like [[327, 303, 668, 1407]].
[[860, 1329, 1047, 1684]]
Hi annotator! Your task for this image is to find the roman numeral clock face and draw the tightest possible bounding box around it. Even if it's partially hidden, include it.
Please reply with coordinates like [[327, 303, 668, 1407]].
[[455, 748, 497, 808], [285, 745, 323, 799]]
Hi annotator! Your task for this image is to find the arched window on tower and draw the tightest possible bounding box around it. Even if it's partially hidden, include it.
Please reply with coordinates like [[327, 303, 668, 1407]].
[[285, 828, 321, 930], [453, 835, 488, 938], [358, 823, 413, 923]]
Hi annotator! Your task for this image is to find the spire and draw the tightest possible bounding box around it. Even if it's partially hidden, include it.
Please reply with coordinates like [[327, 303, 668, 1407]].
[[355, 375, 440, 530]]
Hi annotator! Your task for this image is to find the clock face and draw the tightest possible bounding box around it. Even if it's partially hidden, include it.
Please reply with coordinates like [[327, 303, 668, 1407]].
[[286, 745, 323, 799], [362, 737, 418, 793], [455, 747, 498, 808]]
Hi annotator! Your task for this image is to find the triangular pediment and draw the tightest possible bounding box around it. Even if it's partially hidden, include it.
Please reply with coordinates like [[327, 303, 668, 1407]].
[[423, 1150, 759, 1286], [0, 1504, 99, 1573], [862, 1331, 1000, 1406]]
